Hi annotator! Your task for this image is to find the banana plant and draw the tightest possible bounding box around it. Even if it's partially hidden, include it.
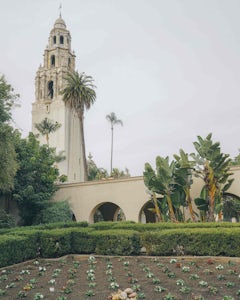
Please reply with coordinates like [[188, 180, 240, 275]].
[[191, 133, 233, 221], [143, 156, 177, 222], [174, 149, 196, 221]]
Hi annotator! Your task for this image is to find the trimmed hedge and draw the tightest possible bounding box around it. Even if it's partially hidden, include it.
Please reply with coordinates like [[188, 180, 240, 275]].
[[39, 228, 73, 258], [1, 222, 240, 267], [0, 234, 37, 267], [141, 228, 240, 256], [71, 227, 95, 254], [91, 230, 141, 256]]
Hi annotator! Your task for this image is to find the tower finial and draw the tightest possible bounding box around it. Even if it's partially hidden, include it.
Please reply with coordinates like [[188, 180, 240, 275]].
[[59, 3, 62, 17]]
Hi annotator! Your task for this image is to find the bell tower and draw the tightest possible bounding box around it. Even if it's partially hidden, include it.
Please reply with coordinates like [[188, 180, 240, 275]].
[[32, 16, 84, 182]]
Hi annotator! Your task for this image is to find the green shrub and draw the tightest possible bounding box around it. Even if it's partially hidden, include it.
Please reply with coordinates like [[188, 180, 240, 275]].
[[0, 231, 39, 267], [35, 201, 73, 224], [71, 228, 95, 253], [39, 228, 72, 258], [0, 210, 16, 228], [91, 230, 141, 255], [141, 228, 240, 256]]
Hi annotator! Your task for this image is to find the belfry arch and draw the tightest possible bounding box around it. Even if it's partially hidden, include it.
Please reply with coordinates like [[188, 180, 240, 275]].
[[90, 202, 126, 223]]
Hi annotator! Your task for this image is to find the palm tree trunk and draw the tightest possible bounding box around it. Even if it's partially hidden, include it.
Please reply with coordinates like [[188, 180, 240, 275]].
[[110, 125, 113, 175]]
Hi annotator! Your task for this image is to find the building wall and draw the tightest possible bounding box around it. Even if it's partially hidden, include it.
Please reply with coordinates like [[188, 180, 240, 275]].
[[53, 166, 240, 223]]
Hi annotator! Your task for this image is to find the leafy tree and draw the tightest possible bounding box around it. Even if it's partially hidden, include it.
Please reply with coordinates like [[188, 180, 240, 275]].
[[0, 126, 18, 194], [87, 153, 108, 180], [12, 133, 59, 225], [0, 75, 19, 123], [35, 117, 61, 146], [106, 112, 123, 175], [0, 76, 19, 195], [144, 156, 177, 222], [35, 201, 73, 224], [191, 133, 234, 222], [61, 71, 96, 181], [87, 153, 129, 181]]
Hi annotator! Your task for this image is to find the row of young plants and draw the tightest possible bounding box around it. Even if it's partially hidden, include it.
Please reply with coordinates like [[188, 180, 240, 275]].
[[0, 255, 240, 299]]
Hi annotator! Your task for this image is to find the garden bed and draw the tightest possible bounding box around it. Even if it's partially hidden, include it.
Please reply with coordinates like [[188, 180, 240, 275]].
[[0, 255, 240, 299]]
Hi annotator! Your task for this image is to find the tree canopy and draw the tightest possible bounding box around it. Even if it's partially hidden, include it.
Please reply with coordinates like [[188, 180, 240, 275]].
[[12, 133, 59, 225], [0, 76, 19, 194]]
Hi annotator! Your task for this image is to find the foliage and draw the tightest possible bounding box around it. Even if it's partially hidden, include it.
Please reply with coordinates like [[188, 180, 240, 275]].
[[87, 153, 130, 181], [0, 76, 19, 194], [0, 209, 16, 228], [0, 75, 19, 123], [143, 156, 177, 222], [34, 117, 61, 145], [144, 133, 238, 222], [0, 126, 18, 193], [61, 71, 96, 181], [35, 201, 73, 224], [141, 228, 240, 256], [12, 133, 59, 225], [174, 149, 196, 221], [191, 133, 235, 221], [1, 222, 240, 267]]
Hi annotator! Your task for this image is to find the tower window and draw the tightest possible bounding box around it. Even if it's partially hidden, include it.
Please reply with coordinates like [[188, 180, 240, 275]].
[[48, 81, 54, 99], [53, 36, 56, 44], [68, 58, 71, 67], [51, 55, 55, 66], [60, 35, 64, 44]]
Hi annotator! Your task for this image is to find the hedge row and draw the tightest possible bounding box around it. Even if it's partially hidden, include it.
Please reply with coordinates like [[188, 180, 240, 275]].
[[90, 221, 240, 231], [0, 227, 141, 267], [1, 222, 240, 268], [141, 228, 240, 256]]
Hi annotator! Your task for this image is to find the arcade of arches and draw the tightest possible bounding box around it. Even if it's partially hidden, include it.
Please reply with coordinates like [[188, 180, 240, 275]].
[[54, 168, 240, 224]]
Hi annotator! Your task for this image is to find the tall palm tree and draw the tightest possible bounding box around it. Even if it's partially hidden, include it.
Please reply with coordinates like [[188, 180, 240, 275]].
[[61, 71, 96, 181], [106, 112, 123, 176], [35, 117, 61, 146]]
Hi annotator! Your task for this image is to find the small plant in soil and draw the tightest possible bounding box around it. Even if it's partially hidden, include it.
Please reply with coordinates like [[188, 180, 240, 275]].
[[85, 289, 95, 297], [179, 286, 191, 294], [33, 293, 44, 300], [199, 280, 208, 287], [189, 273, 200, 280], [152, 277, 160, 284], [208, 285, 218, 294], [163, 292, 175, 300], [176, 279, 185, 286], [154, 285, 166, 293]]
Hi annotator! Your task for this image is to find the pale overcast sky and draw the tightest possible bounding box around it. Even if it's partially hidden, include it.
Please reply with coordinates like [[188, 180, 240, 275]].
[[1, 0, 240, 176]]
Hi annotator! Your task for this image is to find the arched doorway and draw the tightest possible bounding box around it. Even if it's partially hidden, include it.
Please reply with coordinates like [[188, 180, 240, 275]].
[[139, 200, 157, 223], [91, 202, 126, 223]]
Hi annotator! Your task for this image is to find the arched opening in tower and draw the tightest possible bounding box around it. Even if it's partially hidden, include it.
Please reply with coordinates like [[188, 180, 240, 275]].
[[91, 202, 126, 223], [51, 55, 55, 67], [60, 35, 64, 44], [139, 200, 157, 223], [48, 81, 54, 99]]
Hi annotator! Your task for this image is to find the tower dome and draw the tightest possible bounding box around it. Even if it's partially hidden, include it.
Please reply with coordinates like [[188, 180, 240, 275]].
[[54, 16, 66, 29]]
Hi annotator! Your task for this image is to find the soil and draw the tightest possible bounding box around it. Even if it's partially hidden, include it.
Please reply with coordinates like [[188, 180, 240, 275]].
[[0, 255, 240, 299]]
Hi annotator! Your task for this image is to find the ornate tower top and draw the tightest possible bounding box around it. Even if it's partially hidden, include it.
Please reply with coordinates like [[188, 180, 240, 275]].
[[34, 16, 75, 104]]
